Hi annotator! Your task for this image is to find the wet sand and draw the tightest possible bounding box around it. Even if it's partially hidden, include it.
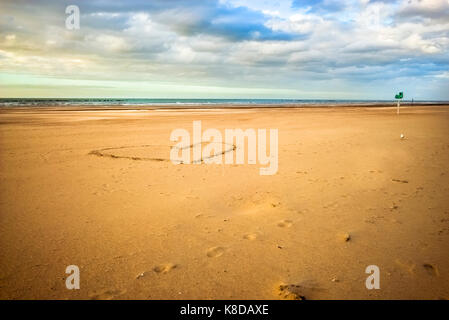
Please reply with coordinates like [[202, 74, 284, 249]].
[[0, 105, 448, 299]]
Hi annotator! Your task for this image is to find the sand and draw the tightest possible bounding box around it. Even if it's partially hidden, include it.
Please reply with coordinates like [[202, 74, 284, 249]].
[[0, 105, 448, 299]]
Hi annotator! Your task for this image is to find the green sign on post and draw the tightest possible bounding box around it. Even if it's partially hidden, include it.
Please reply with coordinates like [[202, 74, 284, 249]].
[[395, 91, 403, 114]]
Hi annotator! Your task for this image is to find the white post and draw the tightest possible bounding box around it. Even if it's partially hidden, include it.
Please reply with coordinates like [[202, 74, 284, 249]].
[[397, 99, 400, 115]]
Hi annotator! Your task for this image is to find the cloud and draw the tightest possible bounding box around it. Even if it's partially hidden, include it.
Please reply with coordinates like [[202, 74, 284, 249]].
[[397, 0, 449, 21], [0, 0, 448, 99], [291, 0, 346, 13]]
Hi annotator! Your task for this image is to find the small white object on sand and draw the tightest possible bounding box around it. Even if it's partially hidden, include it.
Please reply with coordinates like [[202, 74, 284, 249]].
[[400, 134, 405, 139]]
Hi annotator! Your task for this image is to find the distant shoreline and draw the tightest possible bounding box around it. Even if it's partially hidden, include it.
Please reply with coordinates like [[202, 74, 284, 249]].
[[1, 98, 449, 109], [1, 102, 449, 112]]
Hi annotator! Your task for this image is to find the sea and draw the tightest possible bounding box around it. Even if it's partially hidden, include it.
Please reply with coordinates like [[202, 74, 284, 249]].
[[0, 98, 446, 107]]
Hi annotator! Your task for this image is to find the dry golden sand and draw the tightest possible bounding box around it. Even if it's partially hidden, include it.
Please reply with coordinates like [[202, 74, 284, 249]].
[[0, 105, 448, 300]]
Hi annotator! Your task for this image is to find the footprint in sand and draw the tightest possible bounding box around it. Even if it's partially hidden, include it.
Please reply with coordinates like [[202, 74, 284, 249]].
[[392, 179, 409, 184], [276, 283, 306, 300], [276, 281, 325, 300], [195, 213, 214, 219], [423, 263, 439, 277], [206, 246, 225, 258], [89, 289, 127, 300], [277, 220, 293, 228], [153, 263, 178, 274], [337, 232, 351, 242], [243, 233, 259, 240]]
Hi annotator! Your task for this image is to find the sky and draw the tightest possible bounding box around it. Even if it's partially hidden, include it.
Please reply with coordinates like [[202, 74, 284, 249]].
[[0, 0, 448, 100]]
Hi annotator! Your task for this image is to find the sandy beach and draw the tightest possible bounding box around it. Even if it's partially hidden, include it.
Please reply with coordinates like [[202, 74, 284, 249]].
[[0, 105, 448, 300]]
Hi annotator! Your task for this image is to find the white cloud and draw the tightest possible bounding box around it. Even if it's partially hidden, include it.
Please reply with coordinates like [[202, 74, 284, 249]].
[[0, 0, 448, 99], [85, 34, 129, 52], [398, 0, 449, 20]]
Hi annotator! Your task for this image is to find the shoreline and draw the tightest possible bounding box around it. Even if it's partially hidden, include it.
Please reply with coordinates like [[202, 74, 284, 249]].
[[1, 103, 449, 113]]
